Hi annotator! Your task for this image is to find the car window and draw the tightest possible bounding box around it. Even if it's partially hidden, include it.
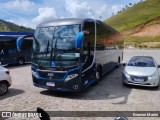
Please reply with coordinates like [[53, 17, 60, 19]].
[[127, 57, 156, 67]]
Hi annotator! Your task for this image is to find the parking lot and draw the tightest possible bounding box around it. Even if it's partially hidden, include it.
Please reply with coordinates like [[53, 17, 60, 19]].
[[1, 49, 160, 120]]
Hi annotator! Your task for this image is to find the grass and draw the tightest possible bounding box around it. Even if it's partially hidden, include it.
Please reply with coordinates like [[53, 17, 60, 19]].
[[124, 36, 160, 48], [125, 36, 160, 43], [104, 0, 160, 32]]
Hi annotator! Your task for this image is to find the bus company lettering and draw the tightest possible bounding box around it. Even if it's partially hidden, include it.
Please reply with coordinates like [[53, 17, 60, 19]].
[[8, 49, 17, 54], [0, 49, 4, 55], [0, 49, 17, 55]]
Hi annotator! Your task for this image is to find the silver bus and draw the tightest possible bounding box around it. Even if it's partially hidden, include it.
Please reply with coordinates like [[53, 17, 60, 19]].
[[20, 18, 124, 92]]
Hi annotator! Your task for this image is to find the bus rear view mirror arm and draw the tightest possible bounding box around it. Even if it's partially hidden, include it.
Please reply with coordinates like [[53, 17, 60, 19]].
[[83, 30, 90, 35]]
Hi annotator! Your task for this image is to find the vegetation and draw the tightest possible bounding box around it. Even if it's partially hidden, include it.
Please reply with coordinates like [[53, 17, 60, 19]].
[[104, 0, 160, 32], [125, 36, 160, 43], [104, 0, 160, 48], [0, 19, 34, 32]]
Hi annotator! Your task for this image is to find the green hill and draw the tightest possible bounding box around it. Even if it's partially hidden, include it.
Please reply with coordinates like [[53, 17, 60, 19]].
[[105, 0, 160, 32], [0, 19, 34, 32], [104, 0, 160, 48]]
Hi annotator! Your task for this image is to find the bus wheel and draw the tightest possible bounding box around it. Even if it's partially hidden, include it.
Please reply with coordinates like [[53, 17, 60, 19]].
[[17, 58, 25, 65], [95, 67, 102, 84], [0, 82, 8, 95]]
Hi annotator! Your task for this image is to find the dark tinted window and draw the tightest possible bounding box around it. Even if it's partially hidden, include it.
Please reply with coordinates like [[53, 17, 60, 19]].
[[82, 20, 95, 70], [4, 40, 16, 49], [127, 56, 156, 67], [22, 39, 33, 50]]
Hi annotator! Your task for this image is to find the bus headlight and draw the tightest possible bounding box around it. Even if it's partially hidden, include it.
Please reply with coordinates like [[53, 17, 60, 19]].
[[32, 70, 39, 79], [65, 74, 78, 81]]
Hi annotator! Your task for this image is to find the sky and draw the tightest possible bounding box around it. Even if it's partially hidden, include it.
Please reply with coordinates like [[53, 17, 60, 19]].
[[0, 0, 142, 29]]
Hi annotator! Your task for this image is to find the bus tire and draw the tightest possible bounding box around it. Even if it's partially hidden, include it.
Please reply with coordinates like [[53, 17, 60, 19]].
[[0, 82, 8, 95], [17, 58, 25, 65], [94, 67, 102, 84]]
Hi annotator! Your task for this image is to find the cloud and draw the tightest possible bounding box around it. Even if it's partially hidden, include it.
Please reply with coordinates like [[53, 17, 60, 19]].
[[7, 19, 14, 23], [65, 0, 94, 18], [95, 4, 107, 19], [6, 0, 34, 11], [32, 7, 58, 25], [112, 4, 124, 14], [65, 0, 107, 20]]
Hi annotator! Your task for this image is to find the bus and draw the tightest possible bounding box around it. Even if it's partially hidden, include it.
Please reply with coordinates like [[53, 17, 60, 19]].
[[0, 32, 33, 65], [20, 18, 124, 92]]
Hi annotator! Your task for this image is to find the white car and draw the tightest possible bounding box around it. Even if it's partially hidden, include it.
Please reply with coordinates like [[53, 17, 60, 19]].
[[122, 56, 160, 88], [0, 64, 11, 95]]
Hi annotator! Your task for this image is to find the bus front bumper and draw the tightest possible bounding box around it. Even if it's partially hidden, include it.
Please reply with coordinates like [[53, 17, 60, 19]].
[[32, 76, 81, 92]]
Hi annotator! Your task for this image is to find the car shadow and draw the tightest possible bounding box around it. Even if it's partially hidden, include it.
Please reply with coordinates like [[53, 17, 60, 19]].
[[125, 84, 160, 91], [5, 63, 31, 69], [0, 88, 25, 101], [40, 65, 132, 104]]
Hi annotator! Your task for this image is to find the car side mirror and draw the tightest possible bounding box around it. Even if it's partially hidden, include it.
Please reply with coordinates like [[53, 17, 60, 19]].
[[123, 63, 127, 66], [158, 65, 160, 68]]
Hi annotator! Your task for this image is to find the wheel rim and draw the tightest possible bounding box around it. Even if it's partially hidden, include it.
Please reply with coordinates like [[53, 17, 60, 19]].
[[0, 83, 7, 95], [19, 59, 23, 64], [96, 71, 100, 80]]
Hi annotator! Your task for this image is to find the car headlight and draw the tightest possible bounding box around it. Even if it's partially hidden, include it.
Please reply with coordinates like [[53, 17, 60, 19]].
[[123, 71, 130, 78], [32, 70, 39, 79], [65, 74, 78, 81], [149, 71, 159, 79]]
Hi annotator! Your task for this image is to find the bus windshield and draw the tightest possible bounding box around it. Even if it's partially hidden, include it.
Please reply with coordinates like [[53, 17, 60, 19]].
[[32, 24, 81, 68]]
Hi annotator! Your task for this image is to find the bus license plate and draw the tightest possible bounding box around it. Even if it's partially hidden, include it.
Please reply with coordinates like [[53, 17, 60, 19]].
[[46, 82, 55, 87]]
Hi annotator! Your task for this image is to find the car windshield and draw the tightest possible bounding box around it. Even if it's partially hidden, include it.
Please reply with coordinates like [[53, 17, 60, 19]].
[[32, 24, 81, 67], [127, 56, 156, 67]]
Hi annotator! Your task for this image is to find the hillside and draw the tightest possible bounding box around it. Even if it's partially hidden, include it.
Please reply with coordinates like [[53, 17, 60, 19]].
[[0, 19, 34, 32], [105, 0, 160, 48]]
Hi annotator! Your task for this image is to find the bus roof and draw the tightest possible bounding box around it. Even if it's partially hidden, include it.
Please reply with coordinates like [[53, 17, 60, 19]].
[[0, 36, 32, 42], [0, 32, 34, 37], [37, 18, 94, 27]]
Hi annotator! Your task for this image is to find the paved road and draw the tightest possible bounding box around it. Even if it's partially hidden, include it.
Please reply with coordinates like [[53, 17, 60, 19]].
[[1, 49, 160, 120]]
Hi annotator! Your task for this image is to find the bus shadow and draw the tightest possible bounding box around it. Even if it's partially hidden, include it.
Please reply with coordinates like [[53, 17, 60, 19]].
[[5, 63, 31, 69], [0, 88, 25, 101], [40, 65, 133, 104]]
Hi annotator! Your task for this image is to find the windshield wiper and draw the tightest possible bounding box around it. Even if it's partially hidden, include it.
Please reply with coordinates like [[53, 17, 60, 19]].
[[46, 40, 50, 58]]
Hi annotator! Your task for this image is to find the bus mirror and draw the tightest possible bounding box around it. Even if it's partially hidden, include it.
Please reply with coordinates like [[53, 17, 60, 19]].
[[75, 32, 84, 49], [16, 37, 23, 51], [16, 35, 33, 51]]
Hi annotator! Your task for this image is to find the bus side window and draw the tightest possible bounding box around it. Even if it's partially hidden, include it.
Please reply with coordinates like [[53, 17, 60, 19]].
[[22, 39, 33, 50], [82, 20, 95, 70], [4, 40, 16, 49], [0, 42, 5, 49]]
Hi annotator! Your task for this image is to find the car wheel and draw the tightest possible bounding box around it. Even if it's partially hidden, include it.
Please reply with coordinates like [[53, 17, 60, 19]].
[[0, 82, 8, 95], [18, 58, 25, 65], [123, 81, 128, 86], [154, 83, 159, 89]]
